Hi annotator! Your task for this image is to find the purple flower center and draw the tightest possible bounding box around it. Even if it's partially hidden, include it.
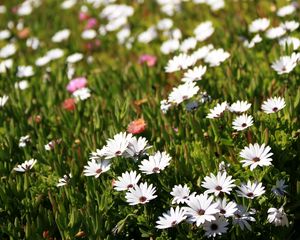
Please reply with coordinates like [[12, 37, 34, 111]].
[[272, 107, 278, 112], [198, 209, 205, 215], [252, 157, 260, 162], [152, 167, 160, 173], [247, 192, 254, 198], [96, 168, 102, 174], [241, 123, 247, 127], [139, 196, 147, 203], [215, 185, 222, 191], [115, 150, 122, 156], [210, 223, 218, 230]]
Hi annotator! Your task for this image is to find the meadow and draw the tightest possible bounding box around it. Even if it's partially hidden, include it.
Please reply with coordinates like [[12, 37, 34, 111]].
[[0, 0, 300, 239]]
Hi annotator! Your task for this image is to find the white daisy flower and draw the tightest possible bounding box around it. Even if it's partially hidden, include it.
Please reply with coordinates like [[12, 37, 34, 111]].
[[35, 56, 51, 67], [271, 54, 298, 75], [271, 179, 288, 197], [66, 53, 83, 64], [157, 18, 173, 31], [16, 66, 34, 78], [0, 29, 11, 40], [216, 198, 238, 218], [203, 216, 229, 238], [249, 18, 270, 33], [83, 159, 111, 178], [206, 101, 228, 119], [194, 21, 214, 42], [261, 96, 286, 113], [123, 136, 152, 160], [100, 132, 133, 159], [72, 87, 91, 101], [170, 184, 191, 204], [0, 59, 13, 73], [165, 53, 197, 73], [26, 37, 40, 50], [243, 34, 262, 48], [160, 99, 171, 114], [19, 135, 31, 148], [168, 82, 199, 105], [46, 48, 64, 61], [204, 48, 230, 67], [125, 182, 157, 205], [180, 37, 197, 53], [267, 207, 289, 227], [265, 27, 286, 39], [191, 44, 214, 61], [137, 27, 157, 44], [160, 39, 180, 55], [201, 171, 236, 196], [277, 4, 296, 17], [279, 37, 300, 50], [52, 29, 71, 43], [229, 100, 251, 113], [13, 159, 37, 172], [232, 114, 253, 131], [236, 181, 265, 199], [81, 29, 97, 40], [239, 143, 273, 171], [233, 205, 256, 231], [57, 173, 72, 187], [280, 20, 299, 32], [0, 43, 16, 58], [113, 171, 141, 191], [0, 95, 9, 107], [15, 80, 29, 90], [181, 65, 207, 82], [156, 206, 187, 229], [139, 151, 171, 175], [183, 194, 219, 226]]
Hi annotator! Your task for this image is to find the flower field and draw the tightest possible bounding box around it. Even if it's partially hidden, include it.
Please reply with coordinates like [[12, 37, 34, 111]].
[[0, 0, 300, 239]]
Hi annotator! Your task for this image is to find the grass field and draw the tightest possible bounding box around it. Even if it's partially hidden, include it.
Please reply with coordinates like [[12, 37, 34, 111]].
[[0, 0, 300, 239]]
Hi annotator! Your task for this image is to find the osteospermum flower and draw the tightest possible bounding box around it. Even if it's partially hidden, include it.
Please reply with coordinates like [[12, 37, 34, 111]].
[[100, 132, 133, 159], [267, 207, 289, 227], [265, 27, 286, 39], [18, 135, 31, 148], [184, 194, 219, 226], [170, 184, 191, 204], [181, 65, 207, 82], [203, 216, 229, 238], [156, 206, 187, 229], [72, 87, 91, 101], [271, 179, 288, 197], [271, 54, 298, 74], [229, 100, 251, 113], [239, 143, 273, 171], [233, 205, 256, 231], [236, 181, 265, 199], [125, 182, 157, 205], [123, 136, 151, 160], [13, 159, 37, 172], [204, 48, 230, 67], [168, 82, 199, 105], [216, 198, 238, 218], [57, 173, 72, 187], [201, 172, 236, 196], [114, 171, 141, 191], [165, 53, 196, 72], [232, 114, 253, 131], [139, 151, 171, 175], [67, 77, 87, 93], [249, 18, 270, 33], [83, 159, 111, 178], [206, 102, 228, 119], [261, 97, 286, 114]]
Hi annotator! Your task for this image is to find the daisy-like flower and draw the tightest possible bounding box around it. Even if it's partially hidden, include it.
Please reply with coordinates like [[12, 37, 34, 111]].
[[139, 151, 171, 175], [123, 136, 151, 160], [204, 48, 230, 67], [229, 100, 251, 113], [243, 34, 262, 48], [100, 132, 133, 159], [261, 96, 286, 114], [184, 194, 219, 226], [165, 53, 196, 73], [239, 143, 273, 171], [279, 37, 300, 50], [232, 114, 253, 131], [57, 173, 72, 187], [203, 216, 229, 238], [19, 135, 31, 148], [206, 101, 228, 119], [52, 29, 71, 43], [72, 87, 91, 101], [249, 18, 270, 33], [13, 159, 37, 172], [0, 95, 8, 107], [83, 159, 111, 178], [168, 82, 199, 105], [191, 44, 214, 61], [113, 171, 141, 191], [16, 65, 34, 78], [216, 199, 238, 218], [180, 37, 197, 53], [171, 184, 191, 204], [156, 206, 187, 229], [265, 27, 286, 39], [236, 181, 265, 199], [194, 21, 214, 42], [201, 171, 236, 196], [267, 207, 289, 227], [271, 54, 298, 75], [160, 99, 171, 114], [277, 4, 296, 17], [271, 179, 288, 197], [233, 205, 256, 231], [280, 20, 299, 32], [125, 182, 157, 205], [181, 65, 207, 82]]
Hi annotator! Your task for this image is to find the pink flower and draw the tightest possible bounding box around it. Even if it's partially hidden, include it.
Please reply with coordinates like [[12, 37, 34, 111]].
[[66, 77, 87, 93], [85, 18, 98, 29], [79, 12, 90, 21], [139, 54, 157, 67], [127, 119, 147, 134], [62, 98, 76, 111]]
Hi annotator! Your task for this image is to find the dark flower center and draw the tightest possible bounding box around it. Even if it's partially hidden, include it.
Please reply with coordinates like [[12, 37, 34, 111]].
[[220, 209, 226, 214], [198, 209, 205, 215], [235, 213, 241, 218], [241, 123, 247, 127], [247, 192, 254, 198], [139, 196, 147, 203], [272, 107, 278, 112], [252, 157, 260, 162], [215, 185, 222, 191], [96, 168, 102, 174], [171, 221, 177, 227], [152, 167, 160, 173], [115, 150, 122, 155], [182, 95, 188, 100], [210, 223, 218, 231], [127, 184, 133, 189]]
